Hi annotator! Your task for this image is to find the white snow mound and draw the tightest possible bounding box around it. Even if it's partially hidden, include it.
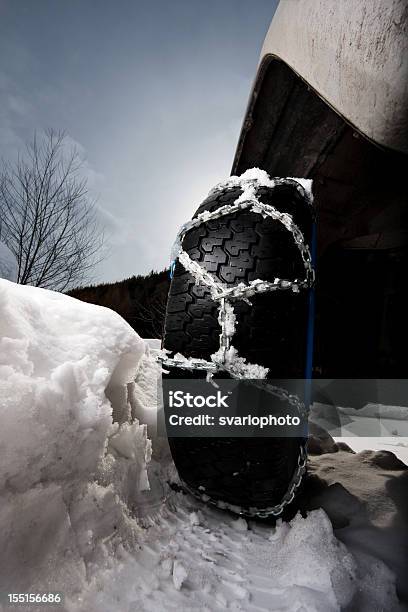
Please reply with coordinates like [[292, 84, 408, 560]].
[[0, 279, 150, 596]]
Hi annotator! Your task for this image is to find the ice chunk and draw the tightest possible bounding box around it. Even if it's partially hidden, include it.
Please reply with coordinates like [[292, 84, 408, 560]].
[[172, 559, 188, 590]]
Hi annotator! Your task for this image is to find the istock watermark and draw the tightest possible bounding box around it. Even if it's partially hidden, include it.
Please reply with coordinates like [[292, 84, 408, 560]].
[[158, 378, 408, 438], [160, 378, 308, 438], [168, 413, 301, 427], [169, 390, 230, 408]]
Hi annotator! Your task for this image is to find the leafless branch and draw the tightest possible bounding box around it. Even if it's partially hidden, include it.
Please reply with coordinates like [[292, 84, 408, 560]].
[[0, 129, 105, 291], [133, 294, 167, 338]]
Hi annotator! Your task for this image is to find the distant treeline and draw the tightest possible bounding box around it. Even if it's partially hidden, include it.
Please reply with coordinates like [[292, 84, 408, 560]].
[[69, 269, 170, 339]]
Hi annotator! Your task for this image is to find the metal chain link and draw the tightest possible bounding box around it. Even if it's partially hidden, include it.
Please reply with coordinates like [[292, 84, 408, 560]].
[[159, 183, 314, 378], [181, 444, 308, 519]]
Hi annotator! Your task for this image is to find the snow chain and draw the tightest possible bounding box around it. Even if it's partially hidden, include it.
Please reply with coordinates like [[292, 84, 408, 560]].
[[181, 443, 308, 519], [159, 176, 314, 518]]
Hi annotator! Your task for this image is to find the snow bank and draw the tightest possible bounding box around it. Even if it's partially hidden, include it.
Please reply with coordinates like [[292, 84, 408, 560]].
[[0, 279, 150, 598], [307, 443, 407, 606]]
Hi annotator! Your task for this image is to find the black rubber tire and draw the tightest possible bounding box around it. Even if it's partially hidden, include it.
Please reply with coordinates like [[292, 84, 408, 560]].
[[163, 182, 314, 514]]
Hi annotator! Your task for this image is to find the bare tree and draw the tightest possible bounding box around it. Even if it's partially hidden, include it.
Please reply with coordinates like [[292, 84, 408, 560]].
[[133, 294, 167, 338], [0, 129, 105, 291]]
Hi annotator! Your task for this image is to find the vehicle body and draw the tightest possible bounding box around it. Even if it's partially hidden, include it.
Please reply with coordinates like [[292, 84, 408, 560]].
[[232, 0, 408, 378]]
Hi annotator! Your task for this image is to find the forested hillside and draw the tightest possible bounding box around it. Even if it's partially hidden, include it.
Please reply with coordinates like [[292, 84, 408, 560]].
[[69, 270, 170, 339]]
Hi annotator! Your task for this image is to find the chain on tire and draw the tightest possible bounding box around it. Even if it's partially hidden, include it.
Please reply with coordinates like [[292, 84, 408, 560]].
[[159, 171, 314, 517]]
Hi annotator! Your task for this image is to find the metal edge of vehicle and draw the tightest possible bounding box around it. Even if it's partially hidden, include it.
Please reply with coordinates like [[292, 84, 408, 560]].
[[232, 0, 408, 174]]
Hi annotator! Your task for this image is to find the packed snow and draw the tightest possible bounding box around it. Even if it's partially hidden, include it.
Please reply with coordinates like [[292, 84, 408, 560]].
[[0, 279, 406, 611], [207, 168, 313, 204]]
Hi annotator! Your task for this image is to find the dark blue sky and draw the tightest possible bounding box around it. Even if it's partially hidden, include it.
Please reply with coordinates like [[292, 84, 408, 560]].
[[0, 0, 279, 282]]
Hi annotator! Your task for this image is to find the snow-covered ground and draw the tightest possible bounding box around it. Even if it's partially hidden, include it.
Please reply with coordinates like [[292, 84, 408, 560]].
[[0, 279, 406, 611], [336, 436, 408, 465]]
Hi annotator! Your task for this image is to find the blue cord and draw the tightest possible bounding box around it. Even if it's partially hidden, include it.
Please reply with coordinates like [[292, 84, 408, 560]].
[[304, 222, 317, 412], [169, 260, 176, 279]]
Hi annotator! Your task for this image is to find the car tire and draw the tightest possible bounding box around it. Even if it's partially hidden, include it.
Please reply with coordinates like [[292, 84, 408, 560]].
[[162, 180, 314, 516]]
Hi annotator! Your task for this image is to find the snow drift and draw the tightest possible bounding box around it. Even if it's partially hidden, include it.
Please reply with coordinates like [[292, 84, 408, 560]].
[[0, 279, 150, 599]]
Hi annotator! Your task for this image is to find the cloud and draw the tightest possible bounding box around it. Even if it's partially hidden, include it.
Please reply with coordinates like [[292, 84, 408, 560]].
[[0, 0, 278, 284]]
